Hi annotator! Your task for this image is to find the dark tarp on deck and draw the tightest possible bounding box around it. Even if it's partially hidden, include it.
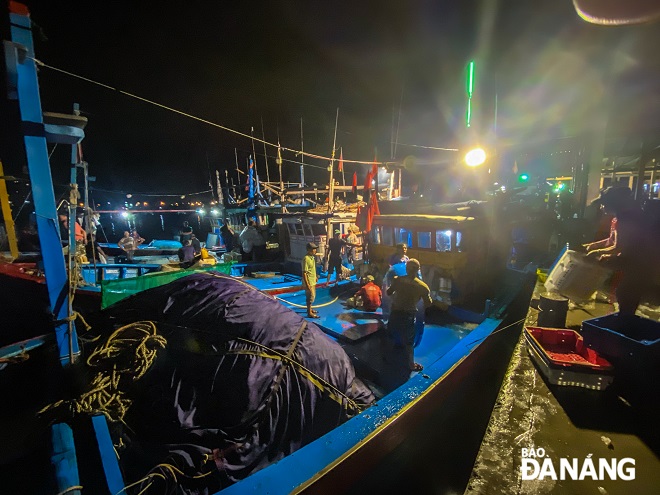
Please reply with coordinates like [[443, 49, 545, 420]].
[[101, 272, 374, 494]]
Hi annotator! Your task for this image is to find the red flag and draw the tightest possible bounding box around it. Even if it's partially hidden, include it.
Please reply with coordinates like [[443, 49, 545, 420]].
[[371, 156, 378, 176], [352, 172, 357, 193], [338, 149, 343, 172], [364, 171, 374, 191]]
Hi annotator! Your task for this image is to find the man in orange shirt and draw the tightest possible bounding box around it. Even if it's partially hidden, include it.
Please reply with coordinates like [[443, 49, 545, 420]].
[[347, 275, 382, 312]]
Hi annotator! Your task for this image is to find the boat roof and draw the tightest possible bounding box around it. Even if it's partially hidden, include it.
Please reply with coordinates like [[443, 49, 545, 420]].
[[374, 213, 477, 224]]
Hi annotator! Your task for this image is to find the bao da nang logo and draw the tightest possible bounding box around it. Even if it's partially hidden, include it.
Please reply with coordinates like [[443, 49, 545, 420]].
[[521, 448, 635, 481]]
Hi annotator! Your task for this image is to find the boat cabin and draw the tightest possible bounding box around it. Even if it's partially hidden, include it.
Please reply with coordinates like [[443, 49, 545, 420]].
[[368, 213, 490, 306], [280, 212, 356, 264]]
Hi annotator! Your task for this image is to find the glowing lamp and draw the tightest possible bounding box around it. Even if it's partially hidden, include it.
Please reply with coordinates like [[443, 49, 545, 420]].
[[465, 148, 486, 167]]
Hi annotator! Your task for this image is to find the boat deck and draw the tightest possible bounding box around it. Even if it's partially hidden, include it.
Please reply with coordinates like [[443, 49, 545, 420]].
[[466, 282, 660, 495], [246, 276, 482, 394]]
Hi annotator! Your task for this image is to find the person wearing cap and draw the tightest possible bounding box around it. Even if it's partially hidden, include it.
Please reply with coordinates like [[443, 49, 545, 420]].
[[302, 242, 320, 318], [346, 275, 382, 312], [387, 258, 432, 372], [583, 186, 651, 315]]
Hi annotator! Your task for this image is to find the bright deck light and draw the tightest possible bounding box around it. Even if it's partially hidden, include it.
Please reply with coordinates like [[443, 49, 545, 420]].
[[465, 148, 486, 167]]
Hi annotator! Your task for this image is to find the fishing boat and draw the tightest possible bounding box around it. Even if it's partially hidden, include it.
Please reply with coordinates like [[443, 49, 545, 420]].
[[0, 4, 537, 494]]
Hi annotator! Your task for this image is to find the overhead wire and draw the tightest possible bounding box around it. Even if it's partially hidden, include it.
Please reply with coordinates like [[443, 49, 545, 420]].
[[31, 59, 457, 168]]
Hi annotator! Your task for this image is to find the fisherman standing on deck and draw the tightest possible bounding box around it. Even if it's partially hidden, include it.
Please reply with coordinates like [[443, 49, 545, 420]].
[[302, 242, 320, 318], [345, 226, 361, 264], [118, 230, 137, 262], [327, 229, 359, 286], [239, 220, 266, 262], [388, 242, 409, 266], [220, 218, 235, 252], [387, 259, 432, 372]]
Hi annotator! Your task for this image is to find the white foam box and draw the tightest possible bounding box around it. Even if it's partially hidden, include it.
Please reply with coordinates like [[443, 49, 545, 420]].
[[544, 249, 612, 302]]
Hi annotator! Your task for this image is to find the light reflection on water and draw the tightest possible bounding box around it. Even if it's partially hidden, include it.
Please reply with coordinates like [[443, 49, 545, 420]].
[[97, 212, 209, 243]]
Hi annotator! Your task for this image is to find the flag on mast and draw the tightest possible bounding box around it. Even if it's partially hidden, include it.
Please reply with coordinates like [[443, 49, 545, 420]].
[[338, 149, 343, 172]]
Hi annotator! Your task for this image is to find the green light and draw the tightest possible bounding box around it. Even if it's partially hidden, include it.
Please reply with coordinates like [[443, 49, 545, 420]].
[[467, 60, 474, 96], [466, 60, 474, 128], [519, 173, 529, 182], [466, 99, 472, 128]]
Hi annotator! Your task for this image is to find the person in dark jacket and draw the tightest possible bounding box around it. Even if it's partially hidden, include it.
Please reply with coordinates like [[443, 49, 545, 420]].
[[178, 239, 196, 267], [190, 234, 202, 255]]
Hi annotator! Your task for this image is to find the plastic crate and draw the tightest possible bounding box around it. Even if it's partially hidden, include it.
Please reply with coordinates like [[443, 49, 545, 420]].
[[580, 313, 660, 371], [524, 326, 614, 390]]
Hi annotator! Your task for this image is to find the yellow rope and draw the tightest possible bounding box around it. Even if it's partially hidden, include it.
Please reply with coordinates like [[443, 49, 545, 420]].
[[274, 295, 339, 309], [0, 351, 29, 365], [38, 321, 166, 424], [55, 485, 83, 495], [229, 337, 364, 414], [114, 462, 216, 495]]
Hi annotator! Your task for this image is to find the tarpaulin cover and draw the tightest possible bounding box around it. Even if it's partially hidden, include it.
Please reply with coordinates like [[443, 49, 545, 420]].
[[100, 262, 235, 309], [101, 272, 374, 494]]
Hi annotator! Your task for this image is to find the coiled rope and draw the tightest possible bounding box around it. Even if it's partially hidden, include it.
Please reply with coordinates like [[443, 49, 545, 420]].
[[38, 321, 166, 424]]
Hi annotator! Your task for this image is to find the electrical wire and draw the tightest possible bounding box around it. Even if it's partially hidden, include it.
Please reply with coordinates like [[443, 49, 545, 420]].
[[31, 59, 457, 167]]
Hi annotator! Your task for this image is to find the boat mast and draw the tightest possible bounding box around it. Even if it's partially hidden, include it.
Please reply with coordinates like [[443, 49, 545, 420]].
[[300, 117, 305, 205], [324, 109, 339, 269], [260, 117, 271, 203], [234, 148, 241, 201]]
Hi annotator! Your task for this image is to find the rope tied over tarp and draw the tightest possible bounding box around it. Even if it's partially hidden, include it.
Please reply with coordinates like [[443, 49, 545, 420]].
[[38, 321, 166, 424]]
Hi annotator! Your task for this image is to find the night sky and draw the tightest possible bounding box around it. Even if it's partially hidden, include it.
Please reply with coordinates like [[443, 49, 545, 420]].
[[4, 0, 660, 202]]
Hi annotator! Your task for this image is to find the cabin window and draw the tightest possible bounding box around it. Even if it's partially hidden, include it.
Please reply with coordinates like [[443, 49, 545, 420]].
[[456, 231, 464, 252], [303, 224, 314, 236], [311, 224, 326, 236], [287, 224, 297, 235], [436, 229, 452, 252], [295, 223, 304, 235], [417, 231, 432, 249], [372, 227, 381, 244], [382, 226, 394, 246], [395, 228, 412, 247]]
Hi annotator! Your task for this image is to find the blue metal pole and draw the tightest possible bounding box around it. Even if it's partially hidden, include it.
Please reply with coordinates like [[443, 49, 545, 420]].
[[8, 4, 80, 365], [7, 5, 81, 495], [248, 155, 256, 222]]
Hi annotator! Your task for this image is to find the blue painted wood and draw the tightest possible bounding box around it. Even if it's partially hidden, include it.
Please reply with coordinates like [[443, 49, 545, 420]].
[[92, 415, 125, 494], [219, 317, 501, 495], [9, 9, 80, 365], [50, 423, 81, 495], [0, 333, 52, 360]]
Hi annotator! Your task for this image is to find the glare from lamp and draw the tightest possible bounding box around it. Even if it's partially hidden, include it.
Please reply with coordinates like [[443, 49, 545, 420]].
[[465, 148, 486, 167]]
